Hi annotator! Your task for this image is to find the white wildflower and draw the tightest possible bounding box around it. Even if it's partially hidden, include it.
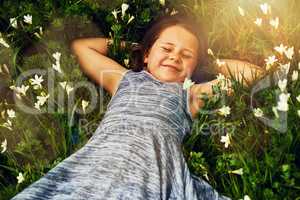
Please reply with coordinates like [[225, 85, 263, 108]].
[[0, 34, 10, 48], [277, 93, 290, 112], [216, 73, 226, 81], [10, 17, 18, 28], [1, 139, 7, 153], [292, 70, 298, 81], [127, 15, 135, 24], [29, 74, 44, 89], [218, 105, 231, 117], [265, 55, 278, 69], [159, 0, 165, 6], [111, 9, 120, 20], [59, 81, 67, 89], [279, 62, 290, 75], [298, 62, 300, 70], [17, 172, 25, 184], [6, 109, 16, 118], [2, 119, 12, 131], [229, 168, 243, 175], [253, 108, 264, 117], [270, 17, 279, 29], [207, 48, 214, 56], [278, 79, 287, 92], [296, 94, 300, 103], [284, 46, 294, 60], [82, 100, 89, 114], [37, 94, 50, 107], [298, 110, 300, 117], [274, 44, 287, 55], [10, 85, 29, 99], [260, 3, 271, 15], [52, 61, 63, 74], [66, 84, 74, 96], [52, 52, 61, 62], [121, 3, 129, 18], [23, 14, 32, 24], [124, 58, 129, 67], [243, 195, 251, 200], [220, 133, 230, 148], [183, 77, 195, 90], [238, 6, 245, 16], [254, 18, 262, 26]]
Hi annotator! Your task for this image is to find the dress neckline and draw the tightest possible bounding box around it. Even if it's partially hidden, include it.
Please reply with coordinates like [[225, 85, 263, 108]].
[[141, 70, 183, 86]]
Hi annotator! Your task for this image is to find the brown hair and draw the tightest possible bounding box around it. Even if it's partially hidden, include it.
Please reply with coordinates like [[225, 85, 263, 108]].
[[129, 11, 209, 83]]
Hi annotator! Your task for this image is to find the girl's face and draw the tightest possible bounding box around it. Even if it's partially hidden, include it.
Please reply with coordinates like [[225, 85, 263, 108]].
[[144, 25, 199, 83]]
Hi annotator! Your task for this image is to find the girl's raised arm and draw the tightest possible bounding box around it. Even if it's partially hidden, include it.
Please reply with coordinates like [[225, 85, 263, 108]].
[[216, 59, 265, 86], [70, 37, 128, 96]]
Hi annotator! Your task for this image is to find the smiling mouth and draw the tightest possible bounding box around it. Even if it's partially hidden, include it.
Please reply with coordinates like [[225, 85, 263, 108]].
[[161, 65, 180, 71]]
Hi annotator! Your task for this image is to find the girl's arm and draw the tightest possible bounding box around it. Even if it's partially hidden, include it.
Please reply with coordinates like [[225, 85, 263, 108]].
[[70, 37, 128, 96], [216, 59, 265, 86]]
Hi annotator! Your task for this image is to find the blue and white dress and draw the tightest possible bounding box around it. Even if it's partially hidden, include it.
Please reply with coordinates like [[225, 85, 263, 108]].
[[12, 70, 231, 200]]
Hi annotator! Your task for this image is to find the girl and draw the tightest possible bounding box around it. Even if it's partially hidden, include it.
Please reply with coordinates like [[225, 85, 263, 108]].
[[12, 12, 263, 199]]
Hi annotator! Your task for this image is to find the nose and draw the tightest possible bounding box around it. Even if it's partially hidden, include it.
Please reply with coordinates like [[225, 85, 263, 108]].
[[169, 52, 180, 62]]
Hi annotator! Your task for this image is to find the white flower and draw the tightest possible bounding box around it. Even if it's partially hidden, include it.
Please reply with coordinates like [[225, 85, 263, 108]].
[[207, 48, 214, 56], [2, 119, 12, 131], [121, 3, 129, 18], [52, 52, 61, 62], [6, 109, 16, 118], [1, 139, 7, 153], [229, 168, 243, 175], [218, 105, 231, 117], [284, 46, 294, 60], [82, 100, 89, 114], [29, 74, 44, 89], [296, 94, 300, 103], [277, 93, 290, 112], [243, 195, 251, 200], [216, 59, 226, 67], [124, 59, 129, 66], [111, 9, 120, 20], [278, 79, 287, 92], [238, 6, 245, 16], [253, 108, 264, 117], [292, 70, 298, 81], [23, 14, 32, 24], [52, 61, 63, 74], [17, 172, 25, 184], [265, 55, 278, 69], [170, 8, 178, 16], [254, 18, 262, 26], [127, 15, 135, 24], [270, 17, 279, 29], [274, 44, 287, 55], [0, 35, 10, 48], [66, 84, 74, 96], [279, 62, 290, 75], [159, 0, 165, 6], [10, 17, 18, 28], [59, 81, 67, 89], [37, 94, 50, 106], [10, 85, 29, 99], [298, 110, 300, 117], [298, 62, 300, 70], [216, 73, 226, 81], [272, 106, 279, 118], [34, 102, 41, 110], [183, 78, 195, 90], [260, 3, 271, 15], [220, 133, 230, 148]]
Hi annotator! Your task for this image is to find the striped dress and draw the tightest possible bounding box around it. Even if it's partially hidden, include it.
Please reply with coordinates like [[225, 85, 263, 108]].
[[12, 70, 231, 200]]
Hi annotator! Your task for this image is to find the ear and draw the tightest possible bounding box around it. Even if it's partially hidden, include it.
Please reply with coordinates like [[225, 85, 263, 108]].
[[143, 53, 149, 63]]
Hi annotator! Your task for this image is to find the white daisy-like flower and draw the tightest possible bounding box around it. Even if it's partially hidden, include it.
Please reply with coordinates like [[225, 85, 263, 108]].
[[207, 48, 214, 56], [159, 0, 165, 6], [124, 58, 129, 67], [66, 84, 74, 96], [59, 81, 67, 89], [52, 52, 61, 62], [218, 105, 231, 117], [270, 17, 279, 29], [278, 79, 287, 92], [0, 35, 10, 48], [296, 94, 300, 103], [29, 74, 44, 89], [127, 15, 135, 24], [220, 133, 230, 148], [229, 168, 243, 175], [253, 108, 264, 117], [10, 85, 29, 99], [264, 55, 278, 69], [36, 94, 50, 107], [111, 9, 120, 20], [243, 195, 251, 200], [10, 17, 18, 28], [52, 61, 63, 74], [23, 14, 32, 24], [17, 172, 25, 184], [6, 109, 16, 118], [1, 139, 7, 153], [254, 18, 262, 26], [284, 46, 294, 60], [216, 73, 226, 82], [82, 100, 89, 114], [292, 70, 298, 81], [183, 77, 195, 90], [121, 3, 129, 18], [274, 44, 287, 55], [238, 6, 245, 16], [277, 93, 290, 112], [260, 3, 271, 15]]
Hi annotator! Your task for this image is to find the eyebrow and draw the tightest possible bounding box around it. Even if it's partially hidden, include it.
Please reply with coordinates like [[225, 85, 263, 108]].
[[161, 42, 195, 54]]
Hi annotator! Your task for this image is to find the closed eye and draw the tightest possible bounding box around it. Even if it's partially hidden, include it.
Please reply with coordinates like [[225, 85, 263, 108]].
[[161, 47, 172, 52]]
